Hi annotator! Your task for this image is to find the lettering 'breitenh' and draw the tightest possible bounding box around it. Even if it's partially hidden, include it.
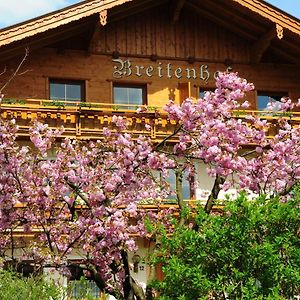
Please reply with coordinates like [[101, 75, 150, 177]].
[[112, 58, 213, 82]]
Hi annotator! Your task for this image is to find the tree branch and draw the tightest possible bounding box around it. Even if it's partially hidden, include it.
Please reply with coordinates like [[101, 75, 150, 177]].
[[204, 175, 224, 214], [0, 48, 29, 93]]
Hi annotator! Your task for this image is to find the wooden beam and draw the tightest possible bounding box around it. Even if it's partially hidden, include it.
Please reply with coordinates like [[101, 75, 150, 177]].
[[272, 47, 300, 65], [0, 21, 94, 62], [109, 0, 168, 23], [198, 0, 262, 34], [187, 3, 256, 41], [171, 0, 187, 23], [87, 23, 101, 54], [250, 27, 276, 63]]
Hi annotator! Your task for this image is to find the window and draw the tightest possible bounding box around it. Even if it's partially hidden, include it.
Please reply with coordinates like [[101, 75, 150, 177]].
[[198, 87, 214, 99], [257, 92, 287, 111], [4, 261, 42, 277], [163, 169, 194, 201], [113, 83, 146, 110], [49, 79, 85, 103], [68, 264, 100, 299]]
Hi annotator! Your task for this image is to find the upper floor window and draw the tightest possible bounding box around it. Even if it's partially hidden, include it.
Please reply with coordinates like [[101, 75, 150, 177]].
[[49, 79, 85, 103], [199, 87, 214, 99], [113, 83, 146, 110], [257, 92, 287, 111]]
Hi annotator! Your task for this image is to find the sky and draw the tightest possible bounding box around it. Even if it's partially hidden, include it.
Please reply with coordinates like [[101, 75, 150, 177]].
[[0, 0, 299, 29]]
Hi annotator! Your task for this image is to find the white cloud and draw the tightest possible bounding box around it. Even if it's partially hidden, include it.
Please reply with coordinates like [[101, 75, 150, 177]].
[[0, 0, 82, 29]]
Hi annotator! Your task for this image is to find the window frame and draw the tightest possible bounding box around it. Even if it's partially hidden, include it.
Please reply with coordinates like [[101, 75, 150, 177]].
[[49, 78, 86, 103], [112, 82, 147, 109]]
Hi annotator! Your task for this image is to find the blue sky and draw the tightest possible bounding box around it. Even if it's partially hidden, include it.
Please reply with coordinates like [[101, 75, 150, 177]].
[[0, 0, 299, 29]]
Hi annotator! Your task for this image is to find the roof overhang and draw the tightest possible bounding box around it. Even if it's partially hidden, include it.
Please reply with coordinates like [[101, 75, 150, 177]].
[[0, 0, 299, 65], [0, 0, 132, 47]]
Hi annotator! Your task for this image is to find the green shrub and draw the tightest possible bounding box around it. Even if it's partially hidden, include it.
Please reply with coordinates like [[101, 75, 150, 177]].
[[152, 192, 300, 299], [0, 269, 63, 300]]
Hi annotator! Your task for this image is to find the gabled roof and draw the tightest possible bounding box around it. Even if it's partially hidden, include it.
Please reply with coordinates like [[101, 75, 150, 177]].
[[0, 0, 299, 48], [0, 0, 299, 64]]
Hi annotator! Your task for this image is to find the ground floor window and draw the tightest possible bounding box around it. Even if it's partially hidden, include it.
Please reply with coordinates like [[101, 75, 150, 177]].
[[68, 264, 100, 299], [156, 169, 194, 202], [69, 279, 100, 299], [4, 260, 42, 277]]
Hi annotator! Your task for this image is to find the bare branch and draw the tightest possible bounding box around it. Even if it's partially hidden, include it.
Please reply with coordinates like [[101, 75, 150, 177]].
[[0, 66, 7, 76], [0, 48, 29, 94]]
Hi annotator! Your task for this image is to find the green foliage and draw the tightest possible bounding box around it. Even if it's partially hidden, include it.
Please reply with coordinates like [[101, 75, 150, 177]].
[[152, 192, 300, 299], [49, 100, 66, 108], [0, 269, 63, 300], [1, 98, 26, 105]]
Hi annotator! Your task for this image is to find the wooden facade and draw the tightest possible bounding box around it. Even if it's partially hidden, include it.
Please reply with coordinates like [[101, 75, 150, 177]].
[[0, 0, 300, 138]]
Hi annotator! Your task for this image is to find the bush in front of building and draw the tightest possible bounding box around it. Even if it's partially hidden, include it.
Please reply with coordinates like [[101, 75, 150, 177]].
[[0, 269, 63, 300], [151, 191, 300, 299]]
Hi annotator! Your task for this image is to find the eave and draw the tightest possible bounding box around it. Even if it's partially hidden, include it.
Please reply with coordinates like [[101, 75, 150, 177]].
[[232, 0, 300, 37], [0, 0, 132, 47]]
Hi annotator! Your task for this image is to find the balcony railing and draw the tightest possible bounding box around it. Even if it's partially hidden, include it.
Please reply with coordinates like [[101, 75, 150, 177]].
[[0, 99, 177, 140], [1, 98, 300, 139]]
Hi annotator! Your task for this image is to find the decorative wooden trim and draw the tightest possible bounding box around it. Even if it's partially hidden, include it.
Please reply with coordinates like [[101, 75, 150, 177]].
[[232, 0, 300, 37], [0, 0, 132, 47], [276, 24, 284, 39], [99, 10, 108, 26], [106, 79, 152, 85], [0, 0, 299, 50]]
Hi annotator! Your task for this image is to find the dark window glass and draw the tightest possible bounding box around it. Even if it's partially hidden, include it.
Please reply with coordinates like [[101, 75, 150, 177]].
[[49, 79, 85, 103], [257, 92, 287, 111], [199, 88, 214, 99], [4, 261, 42, 277], [113, 84, 146, 109]]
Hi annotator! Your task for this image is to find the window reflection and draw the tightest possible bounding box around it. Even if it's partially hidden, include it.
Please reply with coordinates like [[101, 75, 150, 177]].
[[257, 93, 287, 111], [113, 84, 146, 109], [49, 80, 85, 103]]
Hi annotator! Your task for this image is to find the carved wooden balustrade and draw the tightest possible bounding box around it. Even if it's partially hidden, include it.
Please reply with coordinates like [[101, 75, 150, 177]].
[[1, 98, 300, 140], [0, 99, 176, 141]]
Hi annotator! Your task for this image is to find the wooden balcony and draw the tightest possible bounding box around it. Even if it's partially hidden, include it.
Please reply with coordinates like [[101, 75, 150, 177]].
[[0, 99, 177, 141], [1, 98, 300, 140]]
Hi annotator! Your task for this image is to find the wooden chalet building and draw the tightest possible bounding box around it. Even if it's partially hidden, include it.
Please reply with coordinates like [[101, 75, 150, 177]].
[[0, 0, 300, 297]]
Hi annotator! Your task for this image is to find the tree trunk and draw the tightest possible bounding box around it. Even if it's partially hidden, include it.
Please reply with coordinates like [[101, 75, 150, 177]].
[[204, 175, 224, 214], [121, 250, 146, 300]]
